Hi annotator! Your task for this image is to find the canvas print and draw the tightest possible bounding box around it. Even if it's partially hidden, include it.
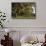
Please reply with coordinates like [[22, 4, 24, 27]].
[[11, 2, 36, 19]]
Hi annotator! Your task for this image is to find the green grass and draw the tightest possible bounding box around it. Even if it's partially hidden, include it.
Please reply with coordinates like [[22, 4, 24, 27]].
[[15, 15, 36, 19]]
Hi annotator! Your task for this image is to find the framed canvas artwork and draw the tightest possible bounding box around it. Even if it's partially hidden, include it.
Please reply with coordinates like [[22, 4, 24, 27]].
[[11, 2, 36, 19]]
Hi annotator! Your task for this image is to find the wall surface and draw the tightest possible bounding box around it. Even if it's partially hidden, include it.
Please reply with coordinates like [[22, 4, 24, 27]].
[[0, 0, 46, 46], [0, 30, 46, 46], [0, 0, 46, 28]]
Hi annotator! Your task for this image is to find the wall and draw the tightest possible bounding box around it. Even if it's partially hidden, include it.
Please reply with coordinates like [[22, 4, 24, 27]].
[[0, 29, 46, 46], [0, 30, 46, 46], [0, 0, 46, 46], [0, 0, 46, 27]]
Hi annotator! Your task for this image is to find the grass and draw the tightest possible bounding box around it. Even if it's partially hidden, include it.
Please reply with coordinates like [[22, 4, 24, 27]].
[[15, 15, 36, 19]]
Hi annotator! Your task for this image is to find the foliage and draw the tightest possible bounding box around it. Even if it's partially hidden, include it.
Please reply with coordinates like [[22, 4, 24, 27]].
[[0, 11, 6, 28]]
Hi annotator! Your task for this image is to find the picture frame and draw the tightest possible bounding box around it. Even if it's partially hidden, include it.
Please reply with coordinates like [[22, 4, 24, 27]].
[[11, 2, 36, 19]]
